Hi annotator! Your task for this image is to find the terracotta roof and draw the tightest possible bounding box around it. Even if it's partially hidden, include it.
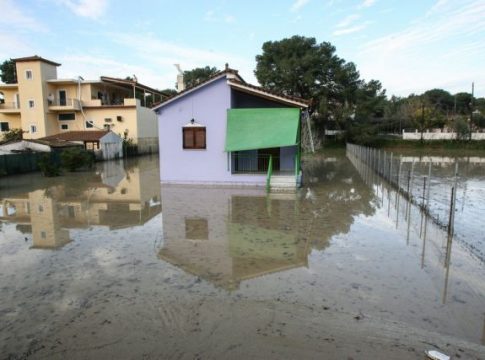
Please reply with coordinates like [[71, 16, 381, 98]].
[[13, 55, 61, 67], [228, 79, 310, 107], [152, 66, 309, 110], [41, 131, 110, 142], [152, 67, 244, 110]]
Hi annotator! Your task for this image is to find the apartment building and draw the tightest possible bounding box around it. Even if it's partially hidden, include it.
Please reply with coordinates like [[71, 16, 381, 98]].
[[0, 56, 165, 153]]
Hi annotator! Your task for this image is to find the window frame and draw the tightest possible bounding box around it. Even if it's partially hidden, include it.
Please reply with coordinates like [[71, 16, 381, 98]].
[[60, 124, 69, 130], [28, 99, 35, 109], [25, 70, 33, 80], [0, 122, 9, 132], [58, 113, 76, 121], [30, 124, 37, 134], [182, 126, 206, 150]]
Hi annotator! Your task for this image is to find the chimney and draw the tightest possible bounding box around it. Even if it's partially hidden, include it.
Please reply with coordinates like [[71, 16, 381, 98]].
[[176, 73, 185, 92], [174, 64, 185, 92]]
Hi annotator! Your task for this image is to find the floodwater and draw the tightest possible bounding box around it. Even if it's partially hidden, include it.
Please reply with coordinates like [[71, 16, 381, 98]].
[[1, 152, 485, 359]]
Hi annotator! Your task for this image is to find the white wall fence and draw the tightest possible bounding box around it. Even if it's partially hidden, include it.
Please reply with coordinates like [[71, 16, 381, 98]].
[[402, 129, 485, 140]]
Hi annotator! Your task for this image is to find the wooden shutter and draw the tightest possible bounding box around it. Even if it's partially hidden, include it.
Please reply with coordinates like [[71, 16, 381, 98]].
[[194, 128, 206, 149], [183, 128, 194, 148]]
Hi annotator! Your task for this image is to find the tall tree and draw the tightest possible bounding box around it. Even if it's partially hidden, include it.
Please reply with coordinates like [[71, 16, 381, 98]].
[[183, 66, 219, 88], [0, 59, 17, 84], [254, 36, 384, 134]]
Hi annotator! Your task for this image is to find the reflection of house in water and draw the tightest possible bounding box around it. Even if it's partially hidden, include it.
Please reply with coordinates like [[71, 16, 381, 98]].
[[159, 186, 310, 290], [0, 157, 161, 249]]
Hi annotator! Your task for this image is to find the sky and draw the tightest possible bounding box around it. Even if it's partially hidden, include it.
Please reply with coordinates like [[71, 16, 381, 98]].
[[0, 0, 484, 97]]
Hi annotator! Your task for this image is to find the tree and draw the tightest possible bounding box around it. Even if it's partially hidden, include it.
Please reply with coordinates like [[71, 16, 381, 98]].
[[423, 89, 454, 113], [1, 128, 23, 142], [183, 66, 219, 88], [254, 36, 384, 136], [0, 59, 17, 84], [160, 88, 178, 97]]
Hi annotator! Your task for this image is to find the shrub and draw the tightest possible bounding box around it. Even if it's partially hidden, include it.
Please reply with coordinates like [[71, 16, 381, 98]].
[[60, 148, 94, 171], [37, 153, 61, 177]]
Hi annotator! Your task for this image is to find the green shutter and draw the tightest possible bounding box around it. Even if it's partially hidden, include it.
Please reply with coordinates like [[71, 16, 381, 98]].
[[225, 108, 300, 152]]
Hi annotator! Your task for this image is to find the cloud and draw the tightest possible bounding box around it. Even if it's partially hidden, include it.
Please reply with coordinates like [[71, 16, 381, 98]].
[[291, 0, 310, 12], [58, 0, 109, 20], [0, 0, 48, 32], [358, 0, 376, 8], [333, 23, 368, 36], [72, 32, 257, 89], [204, 9, 236, 23], [357, 0, 485, 96], [336, 14, 360, 28]]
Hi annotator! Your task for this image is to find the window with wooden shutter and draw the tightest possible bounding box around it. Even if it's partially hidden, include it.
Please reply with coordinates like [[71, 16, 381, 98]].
[[183, 127, 206, 149]]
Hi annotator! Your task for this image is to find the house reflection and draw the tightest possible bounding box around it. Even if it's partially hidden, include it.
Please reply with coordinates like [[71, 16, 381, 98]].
[[158, 187, 310, 291], [0, 157, 161, 249], [158, 155, 375, 291]]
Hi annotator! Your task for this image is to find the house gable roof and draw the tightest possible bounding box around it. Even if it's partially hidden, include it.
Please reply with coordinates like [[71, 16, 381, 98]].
[[152, 67, 243, 110], [152, 66, 309, 111]]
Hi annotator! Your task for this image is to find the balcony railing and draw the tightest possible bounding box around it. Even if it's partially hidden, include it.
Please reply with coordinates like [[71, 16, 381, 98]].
[[0, 102, 20, 110], [231, 153, 279, 174], [48, 98, 81, 109]]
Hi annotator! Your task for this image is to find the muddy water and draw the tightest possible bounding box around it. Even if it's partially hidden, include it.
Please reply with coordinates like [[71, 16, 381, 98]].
[[1, 153, 485, 359]]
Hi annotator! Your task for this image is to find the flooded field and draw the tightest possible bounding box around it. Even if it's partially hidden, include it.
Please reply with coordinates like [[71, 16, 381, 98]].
[[1, 152, 485, 359]]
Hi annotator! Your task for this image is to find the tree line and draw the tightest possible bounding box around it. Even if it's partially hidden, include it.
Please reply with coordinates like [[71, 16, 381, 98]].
[[2, 36, 484, 145]]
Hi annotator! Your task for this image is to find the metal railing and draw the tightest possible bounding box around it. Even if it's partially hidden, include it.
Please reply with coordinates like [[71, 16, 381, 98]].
[[266, 155, 273, 192], [0, 102, 20, 110], [231, 153, 277, 174], [48, 98, 81, 108]]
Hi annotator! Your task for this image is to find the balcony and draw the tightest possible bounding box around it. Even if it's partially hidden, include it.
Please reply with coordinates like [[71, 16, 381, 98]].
[[0, 102, 21, 113], [48, 98, 81, 111]]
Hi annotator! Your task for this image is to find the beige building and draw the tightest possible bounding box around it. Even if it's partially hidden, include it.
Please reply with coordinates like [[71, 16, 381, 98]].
[[0, 56, 165, 154]]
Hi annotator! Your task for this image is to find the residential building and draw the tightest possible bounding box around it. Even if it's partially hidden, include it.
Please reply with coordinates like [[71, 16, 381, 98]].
[[0, 157, 161, 249], [0, 56, 165, 154], [153, 66, 309, 189]]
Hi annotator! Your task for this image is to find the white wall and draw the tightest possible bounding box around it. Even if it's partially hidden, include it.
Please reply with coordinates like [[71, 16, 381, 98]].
[[403, 129, 485, 140]]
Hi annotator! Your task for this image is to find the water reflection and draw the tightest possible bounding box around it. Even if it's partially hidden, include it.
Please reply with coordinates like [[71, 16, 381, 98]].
[[0, 157, 161, 249], [348, 151, 485, 305], [159, 155, 375, 290]]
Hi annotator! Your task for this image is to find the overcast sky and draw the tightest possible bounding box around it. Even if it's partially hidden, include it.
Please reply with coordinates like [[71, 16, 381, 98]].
[[0, 0, 483, 97]]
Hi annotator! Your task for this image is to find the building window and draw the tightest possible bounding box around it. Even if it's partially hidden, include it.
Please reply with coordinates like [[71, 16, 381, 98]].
[[86, 121, 94, 128], [25, 70, 33, 80], [40, 231, 46, 239], [103, 124, 111, 131], [28, 100, 35, 108], [185, 218, 209, 240], [60, 124, 69, 130], [0, 122, 9, 132], [30, 125, 37, 133], [58, 113, 75, 121], [183, 127, 206, 149]]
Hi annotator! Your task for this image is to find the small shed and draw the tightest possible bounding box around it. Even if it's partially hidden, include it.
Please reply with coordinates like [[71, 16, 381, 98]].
[[40, 131, 123, 160]]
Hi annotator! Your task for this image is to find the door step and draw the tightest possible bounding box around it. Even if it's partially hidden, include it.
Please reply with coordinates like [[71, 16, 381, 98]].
[[270, 175, 297, 192]]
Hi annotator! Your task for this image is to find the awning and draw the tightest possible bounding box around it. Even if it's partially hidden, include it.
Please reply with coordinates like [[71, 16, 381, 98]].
[[225, 108, 300, 152]]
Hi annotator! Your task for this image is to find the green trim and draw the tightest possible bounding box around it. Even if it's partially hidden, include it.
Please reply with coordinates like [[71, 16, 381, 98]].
[[225, 108, 300, 152], [266, 154, 273, 192]]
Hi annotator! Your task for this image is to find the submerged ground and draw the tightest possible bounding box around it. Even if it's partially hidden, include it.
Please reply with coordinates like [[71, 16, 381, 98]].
[[1, 152, 484, 359]]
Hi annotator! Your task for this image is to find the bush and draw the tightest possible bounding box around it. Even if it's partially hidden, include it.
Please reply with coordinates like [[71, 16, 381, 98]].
[[1, 128, 23, 142], [38, 153, 61, 177], [60, 148, 94, 171], [454, 118, 470, 140]]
